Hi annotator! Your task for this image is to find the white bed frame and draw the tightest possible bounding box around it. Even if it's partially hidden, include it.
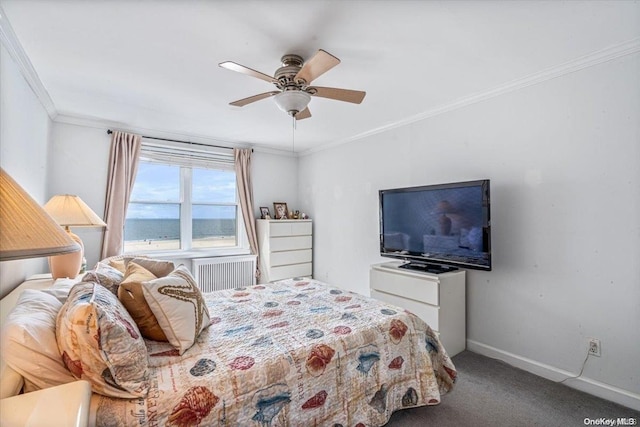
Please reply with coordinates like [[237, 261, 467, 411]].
[[0, 274, 92, 426]]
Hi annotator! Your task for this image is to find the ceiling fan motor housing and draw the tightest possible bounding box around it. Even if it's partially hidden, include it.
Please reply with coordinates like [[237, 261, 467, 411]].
[[275, 54, 306, 88]]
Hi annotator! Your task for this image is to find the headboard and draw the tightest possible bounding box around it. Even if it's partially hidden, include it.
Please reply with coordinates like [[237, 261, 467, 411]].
[[0, 274, 60, 398]]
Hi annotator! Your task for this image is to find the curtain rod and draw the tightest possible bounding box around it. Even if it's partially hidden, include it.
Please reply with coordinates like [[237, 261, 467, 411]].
[[106, 129, 251, 152]]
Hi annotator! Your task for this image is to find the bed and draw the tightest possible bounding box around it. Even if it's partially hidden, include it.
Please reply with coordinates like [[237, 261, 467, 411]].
[[0, 267, 456, 426]]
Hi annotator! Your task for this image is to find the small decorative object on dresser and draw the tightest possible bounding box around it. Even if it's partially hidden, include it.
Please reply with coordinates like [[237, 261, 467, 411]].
[[259, 207, 271, 219], [273, 202, 288, 220]]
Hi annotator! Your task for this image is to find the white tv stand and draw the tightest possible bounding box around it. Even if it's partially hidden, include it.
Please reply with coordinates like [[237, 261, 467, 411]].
[[369, 261, 466, 357]]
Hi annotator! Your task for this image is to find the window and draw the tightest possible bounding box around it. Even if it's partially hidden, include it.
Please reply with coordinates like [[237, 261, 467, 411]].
[[123, 141, 245, 254]]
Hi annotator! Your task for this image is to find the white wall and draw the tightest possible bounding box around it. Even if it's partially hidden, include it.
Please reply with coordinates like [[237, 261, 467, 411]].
[[47, 123, 111, 269], [0, 43, 52, 298], [298, 54, 640, 406], [252, 150, 299, 219]]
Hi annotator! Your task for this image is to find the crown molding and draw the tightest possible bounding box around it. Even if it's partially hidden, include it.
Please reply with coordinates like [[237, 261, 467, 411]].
[[300, 37, 640, 157], [53, 113, 297, 157], [54, 113, 246, 147], [0, 6, 57, 119]]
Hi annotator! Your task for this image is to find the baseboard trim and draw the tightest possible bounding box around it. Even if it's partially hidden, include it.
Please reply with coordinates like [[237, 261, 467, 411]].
[[466, 340, 640, 411]]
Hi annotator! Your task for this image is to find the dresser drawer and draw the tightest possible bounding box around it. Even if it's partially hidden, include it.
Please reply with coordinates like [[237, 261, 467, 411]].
[[270, 263, 312, 282], [270, 249, 312, 267], [370, 268, 439, 305], [270, 235, 312, 252], [269, 221, 312, 237], [371, 289, 440, 330]]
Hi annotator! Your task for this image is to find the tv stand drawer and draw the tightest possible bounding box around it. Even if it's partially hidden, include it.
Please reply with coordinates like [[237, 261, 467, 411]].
[[370, 268, 439, 306], [371, 288, 440, 329]]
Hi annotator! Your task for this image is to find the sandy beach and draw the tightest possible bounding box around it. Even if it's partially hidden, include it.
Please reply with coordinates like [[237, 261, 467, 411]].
[[124, 235, 236, 252]]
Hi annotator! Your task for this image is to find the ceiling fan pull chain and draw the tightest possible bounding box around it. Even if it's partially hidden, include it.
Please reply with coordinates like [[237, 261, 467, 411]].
[[292, 115, 296, 153]]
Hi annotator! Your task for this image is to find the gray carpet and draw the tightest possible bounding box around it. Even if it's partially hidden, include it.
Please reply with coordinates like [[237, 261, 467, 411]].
[[386, 350, 639, 426]]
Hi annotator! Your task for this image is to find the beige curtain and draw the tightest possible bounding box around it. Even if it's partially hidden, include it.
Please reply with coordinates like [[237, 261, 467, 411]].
[[234, 148, 260, 278], [100, 131, 142, 259]]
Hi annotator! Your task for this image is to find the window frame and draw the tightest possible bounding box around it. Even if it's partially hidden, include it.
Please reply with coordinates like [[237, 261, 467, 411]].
[[123, 143, 249, 258]]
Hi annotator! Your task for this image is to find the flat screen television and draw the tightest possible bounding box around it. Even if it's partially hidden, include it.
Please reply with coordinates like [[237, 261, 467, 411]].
[[379, 179, 491, 273]]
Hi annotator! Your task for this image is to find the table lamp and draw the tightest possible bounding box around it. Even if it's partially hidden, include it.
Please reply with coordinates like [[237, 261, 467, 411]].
[[0, 168, 79, 261], [43, 195, 107, 279]]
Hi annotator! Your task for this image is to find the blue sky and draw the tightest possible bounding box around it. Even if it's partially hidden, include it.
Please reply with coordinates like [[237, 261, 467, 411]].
[[127, 162, 236, 219]]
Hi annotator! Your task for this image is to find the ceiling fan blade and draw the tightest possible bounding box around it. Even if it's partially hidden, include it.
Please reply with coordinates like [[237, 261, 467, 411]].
[[219, 61, 278, 84], [294, 49, 340, 84], [295, 107, 312, 120], [229, 91, 280, 107], [309, 86, 366, 104]]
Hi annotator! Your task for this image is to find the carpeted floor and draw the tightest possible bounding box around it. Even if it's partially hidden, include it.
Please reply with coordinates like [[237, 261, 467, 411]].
[[385, 350, 639, 426]]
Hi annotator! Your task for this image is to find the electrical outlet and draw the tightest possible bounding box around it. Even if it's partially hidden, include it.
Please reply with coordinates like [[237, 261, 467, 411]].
[[588, 338, 601, 357]]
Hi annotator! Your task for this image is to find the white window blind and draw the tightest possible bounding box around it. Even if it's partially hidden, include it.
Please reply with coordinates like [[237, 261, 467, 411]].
[[139, 139, 234, 170]]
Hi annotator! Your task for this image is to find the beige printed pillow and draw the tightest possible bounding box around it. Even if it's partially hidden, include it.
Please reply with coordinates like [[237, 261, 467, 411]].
[[56, 282, 149, 398], [141, 266, 210, 354], [118, 262, 167, 342]]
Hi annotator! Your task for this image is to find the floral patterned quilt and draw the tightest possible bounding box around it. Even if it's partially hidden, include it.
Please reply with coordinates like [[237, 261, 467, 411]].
[[93, 278, 457, 426]]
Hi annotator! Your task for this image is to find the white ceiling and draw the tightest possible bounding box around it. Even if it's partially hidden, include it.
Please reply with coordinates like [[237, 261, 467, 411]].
[[2, 1, 639, 153]]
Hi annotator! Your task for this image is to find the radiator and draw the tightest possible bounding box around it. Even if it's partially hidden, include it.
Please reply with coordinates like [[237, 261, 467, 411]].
[[192, 255, 257, 292]]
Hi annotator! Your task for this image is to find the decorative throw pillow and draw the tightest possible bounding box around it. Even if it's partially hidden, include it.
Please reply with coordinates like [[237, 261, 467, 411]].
[[102, 254, 150, 274], [56, 282, 149, 398], [1, 290, 76, 392], [108, 258, 128, 274], [141, 266, 210, 354], [118, 262, 167, 342], [124, 257, 175, 278], [82, 262, 124, 295]]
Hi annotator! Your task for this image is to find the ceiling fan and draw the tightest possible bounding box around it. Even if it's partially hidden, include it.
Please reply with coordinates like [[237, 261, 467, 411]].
[[219, 49, 366, 120]]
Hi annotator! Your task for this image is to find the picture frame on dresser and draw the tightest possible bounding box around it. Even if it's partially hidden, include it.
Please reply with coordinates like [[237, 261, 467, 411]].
[[273, 202, 288, 220], [259, 207, 271, 219]]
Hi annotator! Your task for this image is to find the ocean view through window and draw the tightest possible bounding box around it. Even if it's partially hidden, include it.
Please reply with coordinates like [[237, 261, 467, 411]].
[[124, 155, 240, 253]]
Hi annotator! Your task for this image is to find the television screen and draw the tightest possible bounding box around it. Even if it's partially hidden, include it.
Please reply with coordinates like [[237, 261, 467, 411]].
[[379, 180, 491, 272]]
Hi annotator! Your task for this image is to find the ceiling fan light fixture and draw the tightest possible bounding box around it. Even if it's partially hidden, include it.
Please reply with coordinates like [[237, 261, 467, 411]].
[[274, 91, 311, 116]]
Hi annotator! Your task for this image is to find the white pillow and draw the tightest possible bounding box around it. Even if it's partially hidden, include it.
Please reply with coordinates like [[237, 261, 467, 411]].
[[141, 266, 210, 354], [1, 289, 76, 392], [41, 277, 79, 303]]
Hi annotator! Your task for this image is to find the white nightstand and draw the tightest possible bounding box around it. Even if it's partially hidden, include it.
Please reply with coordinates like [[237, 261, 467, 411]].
[[0, 381, 91, 427]]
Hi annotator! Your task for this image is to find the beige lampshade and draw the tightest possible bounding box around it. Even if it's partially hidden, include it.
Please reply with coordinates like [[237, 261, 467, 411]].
[[0, 168, 80, 261], [43, 194, 106, 279], [43, 195, 107, 228]]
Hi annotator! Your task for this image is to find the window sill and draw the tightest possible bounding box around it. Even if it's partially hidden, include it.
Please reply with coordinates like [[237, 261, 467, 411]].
[[122, 247, 251, 261]]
